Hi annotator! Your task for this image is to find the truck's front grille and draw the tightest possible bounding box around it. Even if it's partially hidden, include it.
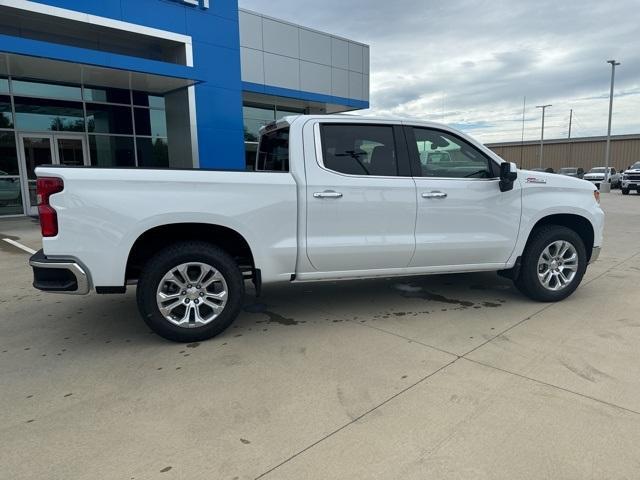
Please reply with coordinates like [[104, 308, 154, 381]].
[[626, 174, 640, 181]]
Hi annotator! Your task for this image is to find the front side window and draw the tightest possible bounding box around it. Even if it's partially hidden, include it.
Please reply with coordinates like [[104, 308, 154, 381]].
[[320, 124, 399, 176], [411, 127, 496, 178], [256, 127, 289, 172]]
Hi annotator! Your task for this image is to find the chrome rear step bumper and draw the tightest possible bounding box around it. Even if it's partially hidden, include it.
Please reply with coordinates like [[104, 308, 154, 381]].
[[29, 249, 90, 295]]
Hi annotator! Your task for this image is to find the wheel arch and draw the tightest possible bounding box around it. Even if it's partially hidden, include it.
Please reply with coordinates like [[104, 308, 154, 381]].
[[125, 223, 256, 283], [525, 214, 595, 262]]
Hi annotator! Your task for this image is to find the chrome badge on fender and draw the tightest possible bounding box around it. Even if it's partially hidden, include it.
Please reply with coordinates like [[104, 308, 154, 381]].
[[526, 177, 547, 184]]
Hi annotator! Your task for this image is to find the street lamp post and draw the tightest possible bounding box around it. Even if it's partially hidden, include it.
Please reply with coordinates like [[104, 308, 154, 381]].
[[536, 104, 552, 168], [601, 59, 620, 193]]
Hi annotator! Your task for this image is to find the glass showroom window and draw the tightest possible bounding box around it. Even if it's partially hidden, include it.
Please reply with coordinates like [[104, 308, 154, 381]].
[[14, 97, 85, 132], [0, 133, 23, 216], [133, 92, 169, 168], [243, 104, 304, 170], [0, 95, 13, 129], [89, 135, 136, 168]]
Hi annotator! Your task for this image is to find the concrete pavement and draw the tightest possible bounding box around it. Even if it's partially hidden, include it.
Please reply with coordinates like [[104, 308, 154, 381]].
[[1, 191, 639, 479]]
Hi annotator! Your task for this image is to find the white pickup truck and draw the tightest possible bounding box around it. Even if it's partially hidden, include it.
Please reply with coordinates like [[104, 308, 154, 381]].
[[621, 162, 640, 195], [30, 115, 604, 342]]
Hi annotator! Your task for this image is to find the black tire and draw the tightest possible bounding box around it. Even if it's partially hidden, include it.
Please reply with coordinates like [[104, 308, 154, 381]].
[[514, 225, 587, 302], [622, 188, 629, 195], [136, 241, 244, 342]]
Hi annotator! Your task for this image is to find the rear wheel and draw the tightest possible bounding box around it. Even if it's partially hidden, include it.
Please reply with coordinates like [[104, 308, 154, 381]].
[[514, 226, 587, 302], [136, 242, 244, 342]]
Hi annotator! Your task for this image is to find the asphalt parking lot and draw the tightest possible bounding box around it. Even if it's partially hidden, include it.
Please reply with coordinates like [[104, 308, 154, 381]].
[[1, 191, 640, 479]]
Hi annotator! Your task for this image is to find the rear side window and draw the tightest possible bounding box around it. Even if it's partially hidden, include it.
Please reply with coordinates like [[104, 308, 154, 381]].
[[320, 124, 399, 176], [256, 127, 289, 172]]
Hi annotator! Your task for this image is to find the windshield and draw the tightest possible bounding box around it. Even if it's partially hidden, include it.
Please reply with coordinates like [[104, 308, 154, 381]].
[[589, 168, 606, 173], [560, 168, 577, 174], [630, 162, 640, 170]]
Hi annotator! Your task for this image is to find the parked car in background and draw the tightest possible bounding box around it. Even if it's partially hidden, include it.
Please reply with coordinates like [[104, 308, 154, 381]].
[[621, 162, 640, 195], [583, 167, 621, 189], [0, 171, 22, 203], [559, 167, 585, 179]]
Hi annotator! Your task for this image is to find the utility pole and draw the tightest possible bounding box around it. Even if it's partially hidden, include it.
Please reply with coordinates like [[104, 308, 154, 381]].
[[536, 104, 552, 168], [602, 59, 620, 193], [568, 109, 573, 167], [520, 96, 526, 165]]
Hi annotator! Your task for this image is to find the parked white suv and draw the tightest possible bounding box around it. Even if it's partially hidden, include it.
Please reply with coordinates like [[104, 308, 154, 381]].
[[583, 167, 621, 189], [621, 162, 640, 195], [30, 116, 605, 342]]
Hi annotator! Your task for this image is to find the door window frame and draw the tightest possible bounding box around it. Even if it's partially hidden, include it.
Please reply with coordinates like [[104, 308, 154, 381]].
[[313, 122, 412, 178], [404, 126, 501, 180]]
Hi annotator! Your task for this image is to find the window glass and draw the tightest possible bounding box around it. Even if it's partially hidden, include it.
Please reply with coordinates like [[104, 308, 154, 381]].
[[0, 132, 19, 175], [83, 86, 131, 104], [0, 95, 13, 129], [243, 106, 275, 122], [132, 91, 165, 108], [0, 78, 8, 93], [411, 128, 495, 178], [276, 107, 304, 119], [256, 127, 289, 172], [86, 103, 133, 135], [137, 137, 169, 167], [245, 142, 258, 171], [14, 97, 84, 132], [244, 118, 270, 142], [320, 124, 399, 176], [0, 176, 23, 215], [89, 135, 135, 167], [12, 79, 81, 101], [134, 108, 167, 137], [243, 106, 276, 142]]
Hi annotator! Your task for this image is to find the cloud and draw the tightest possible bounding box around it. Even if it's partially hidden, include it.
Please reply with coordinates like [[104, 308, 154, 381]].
[[239, 0, 640, 142]]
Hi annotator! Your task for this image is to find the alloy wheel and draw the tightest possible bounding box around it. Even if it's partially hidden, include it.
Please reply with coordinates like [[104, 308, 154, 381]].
[[155, 262, 228, 328]]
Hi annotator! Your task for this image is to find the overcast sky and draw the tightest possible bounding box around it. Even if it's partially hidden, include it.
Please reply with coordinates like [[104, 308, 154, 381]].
[[239, 0, 639, 143]]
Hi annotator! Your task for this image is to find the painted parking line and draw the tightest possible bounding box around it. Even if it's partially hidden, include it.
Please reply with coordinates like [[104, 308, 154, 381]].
[[2, 238, 37, 255]]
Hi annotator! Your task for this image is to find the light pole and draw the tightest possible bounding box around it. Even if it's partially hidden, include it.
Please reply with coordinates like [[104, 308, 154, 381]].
[[536, 104, 552, 168], [601, 59, 620, 193]]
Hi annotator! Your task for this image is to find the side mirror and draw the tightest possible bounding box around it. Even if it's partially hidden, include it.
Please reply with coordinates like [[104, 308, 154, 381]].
[[499, 162, 518, 192]]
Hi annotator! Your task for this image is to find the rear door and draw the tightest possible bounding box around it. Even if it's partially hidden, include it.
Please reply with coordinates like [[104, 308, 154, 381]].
[[304, 121, 417, 272], [406, 125, 521, 268]]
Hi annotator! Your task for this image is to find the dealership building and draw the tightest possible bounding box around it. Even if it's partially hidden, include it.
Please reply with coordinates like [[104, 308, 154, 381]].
[[0, 0, 370, 216]]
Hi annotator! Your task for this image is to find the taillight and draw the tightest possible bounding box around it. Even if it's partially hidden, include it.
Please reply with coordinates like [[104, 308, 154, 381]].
[[36, 177, 64, 237]]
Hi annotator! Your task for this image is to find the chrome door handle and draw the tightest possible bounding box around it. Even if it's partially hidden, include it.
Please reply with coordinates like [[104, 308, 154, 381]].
[[314, 190, 343, 199], [422, 191, 448, 199]]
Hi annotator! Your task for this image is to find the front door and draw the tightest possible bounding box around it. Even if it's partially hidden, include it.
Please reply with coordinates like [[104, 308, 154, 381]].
[[19, 133, 89, 215], [406, 126, 521, 268]]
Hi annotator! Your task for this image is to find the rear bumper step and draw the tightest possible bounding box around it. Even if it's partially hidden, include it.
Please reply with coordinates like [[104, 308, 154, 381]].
[[29, 250, 90, 295]]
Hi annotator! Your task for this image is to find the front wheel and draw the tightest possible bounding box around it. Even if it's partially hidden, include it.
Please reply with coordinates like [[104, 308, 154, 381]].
[[514, 226, 587, 302], [622, 188, 629, 195], [136, 242, 244, 342]]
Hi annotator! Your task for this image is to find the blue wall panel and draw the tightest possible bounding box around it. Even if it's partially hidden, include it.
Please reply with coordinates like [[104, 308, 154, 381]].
[[27, 0, 246, 170]]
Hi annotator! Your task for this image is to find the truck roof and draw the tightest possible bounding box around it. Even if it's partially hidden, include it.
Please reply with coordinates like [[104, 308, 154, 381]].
[[263, 114, 459, 135]]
